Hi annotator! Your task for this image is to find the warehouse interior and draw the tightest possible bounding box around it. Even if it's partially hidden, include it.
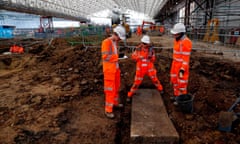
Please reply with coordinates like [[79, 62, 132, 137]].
[[0, 0, 240, 143]]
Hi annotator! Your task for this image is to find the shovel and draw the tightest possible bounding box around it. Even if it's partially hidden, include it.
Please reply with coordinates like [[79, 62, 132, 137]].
[[218, 97, 240, 132]]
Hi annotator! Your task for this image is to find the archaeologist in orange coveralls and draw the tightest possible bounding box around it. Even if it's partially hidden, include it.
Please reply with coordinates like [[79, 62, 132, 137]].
[[159, 25, 165, 35], [136, 25, 142, 36], [126, 35, 164, 103], [10, 44, 24, 54], [170, 23, 192, 105], [101, 25, 126, 119]]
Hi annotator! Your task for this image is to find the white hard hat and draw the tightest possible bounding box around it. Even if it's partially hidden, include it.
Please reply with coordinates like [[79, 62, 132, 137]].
[[141, 35, 150, 44], [170, 23, 186, 34], [113, 25, 126, 40]]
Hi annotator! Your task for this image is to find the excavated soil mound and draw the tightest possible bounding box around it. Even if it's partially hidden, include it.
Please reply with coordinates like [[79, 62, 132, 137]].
[[0, 37, 239, 144]]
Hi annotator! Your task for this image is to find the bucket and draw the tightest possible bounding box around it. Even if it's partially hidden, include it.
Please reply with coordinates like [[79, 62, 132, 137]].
[[176, 94, 194, 113], [118, 53, 125, 58]]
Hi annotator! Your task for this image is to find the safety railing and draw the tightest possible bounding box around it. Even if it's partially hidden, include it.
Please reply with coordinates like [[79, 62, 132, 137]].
[[67, 26, 105, 47], [184, 22, 240, 48]]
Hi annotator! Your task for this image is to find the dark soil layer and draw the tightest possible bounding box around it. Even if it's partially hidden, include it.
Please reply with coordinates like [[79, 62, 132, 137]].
[[0, 37, 239, 144]]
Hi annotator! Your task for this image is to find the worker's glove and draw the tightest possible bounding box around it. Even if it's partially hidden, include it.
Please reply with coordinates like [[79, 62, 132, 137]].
[[179, 69, 184, 78], [147, 51, 152, 58], [148, 46, 153, 58]]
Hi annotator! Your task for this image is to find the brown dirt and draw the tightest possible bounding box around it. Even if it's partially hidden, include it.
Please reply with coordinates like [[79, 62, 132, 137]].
[[0, 35, 240, 144]]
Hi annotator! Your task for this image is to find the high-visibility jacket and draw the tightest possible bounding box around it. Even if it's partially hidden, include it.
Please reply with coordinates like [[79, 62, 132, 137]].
[[102, 38, 119, 72], [128, 44, 163, 97], [101, 38, 120, 113], [159, 26, 164, 33], [170, 35, 192, 96], [132, 43, 155, 62], [136, 26, 142, 36], [101, 38, 119, 73], [10, 45, 24, 54]]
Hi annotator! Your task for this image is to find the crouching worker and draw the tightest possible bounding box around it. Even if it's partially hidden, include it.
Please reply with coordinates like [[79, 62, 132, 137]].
[[10, 44, 24, 54], [127, 35, 164, 102], [101, 25, 126, 119]]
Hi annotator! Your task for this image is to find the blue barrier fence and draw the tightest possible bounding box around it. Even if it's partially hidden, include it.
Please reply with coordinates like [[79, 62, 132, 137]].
[[0, 25, 16, 39]]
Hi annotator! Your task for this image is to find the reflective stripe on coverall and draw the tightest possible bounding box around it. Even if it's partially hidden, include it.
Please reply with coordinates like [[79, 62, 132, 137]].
[[127, 44, 163, 97], [101, 38, 120, 113], [170, 35, 192, 96]]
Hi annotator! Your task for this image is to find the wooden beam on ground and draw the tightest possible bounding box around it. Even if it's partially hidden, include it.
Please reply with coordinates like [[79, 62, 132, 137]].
[[130, 89, 179, 144]]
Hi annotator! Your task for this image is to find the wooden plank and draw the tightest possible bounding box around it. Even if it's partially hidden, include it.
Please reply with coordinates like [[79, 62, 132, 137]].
[[131, 89, 179, 144]]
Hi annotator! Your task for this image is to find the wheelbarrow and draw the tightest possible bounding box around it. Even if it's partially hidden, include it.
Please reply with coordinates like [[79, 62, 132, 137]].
[[218, 96, 240, 132]]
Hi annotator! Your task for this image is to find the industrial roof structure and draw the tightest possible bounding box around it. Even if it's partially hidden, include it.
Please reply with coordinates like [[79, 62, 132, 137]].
[[0, 0, 168, 21], [0, 0, 240, 28]]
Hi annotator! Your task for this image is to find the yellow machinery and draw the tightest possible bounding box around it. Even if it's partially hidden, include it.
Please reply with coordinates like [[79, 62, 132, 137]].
[[121, 14, 131, 38], [203, 18, 220, 43], [123, 23, 131, 38], [112, 14, 131, 38], [112, 23, 131, 38]]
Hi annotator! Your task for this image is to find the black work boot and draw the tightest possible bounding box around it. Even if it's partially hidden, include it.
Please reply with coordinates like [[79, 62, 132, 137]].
[[105, 112, 115, 119], [170, 96, 176, 101], [173, 101, 179, 106], [126, 97, 132, 103], [114, 103, 124, 108], [160, 90, 164, 95]]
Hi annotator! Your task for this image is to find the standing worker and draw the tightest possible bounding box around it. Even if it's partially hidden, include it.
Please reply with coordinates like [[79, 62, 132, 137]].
[[170, 23, 192, 105], [101, 25, 126, 119], [159, 25, 165, 35], [127, 35, 164, 102], [136, 25, 142, 36]]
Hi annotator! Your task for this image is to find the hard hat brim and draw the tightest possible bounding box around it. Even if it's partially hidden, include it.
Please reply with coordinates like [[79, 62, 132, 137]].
[[170, 29, 178, 34], [141, 40, 150, 44], [119, 36, 126, 40], [141, 35, 150, 44], [115, 31, 126, 40]]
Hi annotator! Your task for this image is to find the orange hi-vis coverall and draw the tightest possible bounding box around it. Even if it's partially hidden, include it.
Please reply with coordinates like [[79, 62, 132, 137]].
[[101, 38, 120, 113], [159, 26, 165, 34], [136, 26, 142, 36], [170, 35, 192, 97], [10, 45, 24, 54], [127, 44, 163, 98]]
